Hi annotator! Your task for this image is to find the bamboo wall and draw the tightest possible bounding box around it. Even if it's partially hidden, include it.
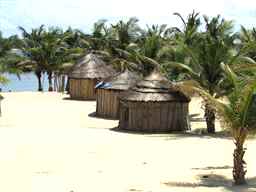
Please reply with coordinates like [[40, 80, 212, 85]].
[[119, 101, 190, 132], [96, 89, 122, 119], [69, 78, 98, 100]]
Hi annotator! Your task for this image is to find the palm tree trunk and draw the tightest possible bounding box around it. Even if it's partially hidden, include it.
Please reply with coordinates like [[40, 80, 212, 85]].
[[233, 128, 247, 185], [35, 71, 43, 92], [204, 103, 215, 133], [60, 75, 65, 92], [66, 77, 70, 93], [47, 71, 53, 91], [53, 74, 57, 91]]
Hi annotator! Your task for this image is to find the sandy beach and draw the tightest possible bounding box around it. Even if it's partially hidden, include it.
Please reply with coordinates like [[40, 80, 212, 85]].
[[0, 92, 255, 192]]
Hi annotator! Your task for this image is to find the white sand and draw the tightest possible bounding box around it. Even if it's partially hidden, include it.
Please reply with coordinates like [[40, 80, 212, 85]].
[[0, 92, 255, 192]]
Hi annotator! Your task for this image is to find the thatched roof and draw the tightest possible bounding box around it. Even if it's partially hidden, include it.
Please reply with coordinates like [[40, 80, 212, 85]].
[[96, 69, 141, 90], [69, 53, 116, 79], [120, 71, 190, 102]]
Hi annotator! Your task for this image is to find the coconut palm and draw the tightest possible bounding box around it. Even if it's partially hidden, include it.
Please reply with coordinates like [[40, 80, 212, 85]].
[[111, 24, 174, 75], [182, 63, 256, 185], [172, 10, 201, 47], [74, 20, 110, 53], [48, 29, 84, 92], [240, 26, 256, 60], [64, 27, 90, 49], [18, 25, 46, 91], [19, 26, 82, 91], [111, 17, 142, 49], [167, 15, 248, 133], [88, 19, 110, 51], [0, 32, 24, 85]]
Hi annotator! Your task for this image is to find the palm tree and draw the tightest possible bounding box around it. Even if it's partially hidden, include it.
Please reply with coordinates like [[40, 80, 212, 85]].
[[0, 32, 23, 86], [240, 26, 256, 58], [111, 17, 142, 49], [18, 25, 46, 91], [183, 63, 256, 185], [39, 27, 66, 91], [168, 15, 247, 133], [19, 26, 82, 91], [63, 27, 90, 50], [172, 10, 201, 47], [111, 24, 174, 75], [88, 19, 109, 51], [48, 28, 84, 92]]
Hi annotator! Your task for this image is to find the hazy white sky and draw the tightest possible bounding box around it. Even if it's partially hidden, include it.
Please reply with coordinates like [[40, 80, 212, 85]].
[[0, 0, 256, 36]]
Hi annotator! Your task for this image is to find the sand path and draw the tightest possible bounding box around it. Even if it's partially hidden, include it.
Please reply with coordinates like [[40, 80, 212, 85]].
[[0, 92, 255, 192]]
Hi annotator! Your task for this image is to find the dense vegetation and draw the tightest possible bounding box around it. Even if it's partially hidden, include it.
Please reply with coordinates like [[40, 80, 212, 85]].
[[0, 11, 256, 185]]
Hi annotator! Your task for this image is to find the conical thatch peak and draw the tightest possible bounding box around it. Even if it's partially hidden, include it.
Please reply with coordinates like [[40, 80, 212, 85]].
[[137, 70, 171, 90], [121, 71, 190, 102], [96, 69, 141, 90], [144, 70, 168, 81], [69, 53, 116, 79]]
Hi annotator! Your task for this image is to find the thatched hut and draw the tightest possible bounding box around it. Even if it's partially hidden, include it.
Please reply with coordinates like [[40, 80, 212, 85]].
[[68, 54, 116, 100], [95, 70, 141, 119], [119, 71, 191, 132]]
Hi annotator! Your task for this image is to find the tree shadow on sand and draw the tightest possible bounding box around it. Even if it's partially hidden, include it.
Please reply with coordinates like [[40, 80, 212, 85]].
[[62, 97, 96, 102], [191, 165, 233, 170], [109, 113, 255, 140], [163, 173, 256, 192], [110, 126, 232, 139], [190, 113, 205, 122], [109, 112, 231, 139], [88, 112, 119, 120]]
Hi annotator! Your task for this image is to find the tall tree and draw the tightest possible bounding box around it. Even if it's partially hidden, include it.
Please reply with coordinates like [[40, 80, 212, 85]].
[[0, 32, 25, 86], [19, 26, 82, 91], [111, 17, 142, 49], [172, 10, 201, 47], [18, 25, 46, 91], [184, 63, 256, 185], [167, 14, 249, 133]]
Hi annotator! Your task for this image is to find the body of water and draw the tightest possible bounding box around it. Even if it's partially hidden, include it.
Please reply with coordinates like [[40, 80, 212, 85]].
[[1, 73, 49, 92]]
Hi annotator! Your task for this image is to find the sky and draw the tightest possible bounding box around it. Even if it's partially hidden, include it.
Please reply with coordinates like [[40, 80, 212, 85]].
[[0, 0, 256, 37]]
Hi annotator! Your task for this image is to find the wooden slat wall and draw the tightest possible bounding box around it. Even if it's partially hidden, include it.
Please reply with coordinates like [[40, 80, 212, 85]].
[[119, 101, 128, 129], [69, 79, 97, 100], [119, 101, 190, 132], [160, 103, 168, 131], [95, 89, 123, 119], [142, 103, 148, 131]]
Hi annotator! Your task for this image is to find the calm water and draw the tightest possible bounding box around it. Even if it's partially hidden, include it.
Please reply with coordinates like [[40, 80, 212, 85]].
[[1, 73, 49, 92]]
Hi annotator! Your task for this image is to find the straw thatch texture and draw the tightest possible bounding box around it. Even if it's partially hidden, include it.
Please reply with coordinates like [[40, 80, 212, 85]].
[[119, 71, 191, 132], [96, 70, 141, 119], [69, 54, 116, 79], [68, 54, 116, 100]]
